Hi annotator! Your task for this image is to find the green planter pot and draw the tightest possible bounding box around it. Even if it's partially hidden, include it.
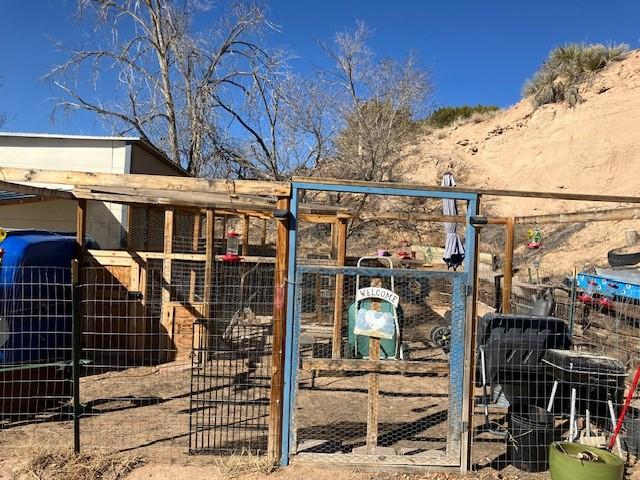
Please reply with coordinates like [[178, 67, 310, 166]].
[[549, 442, 624, 480]]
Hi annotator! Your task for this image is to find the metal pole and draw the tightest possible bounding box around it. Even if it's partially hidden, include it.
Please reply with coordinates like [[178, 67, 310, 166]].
[[71, 259, 81, 453]]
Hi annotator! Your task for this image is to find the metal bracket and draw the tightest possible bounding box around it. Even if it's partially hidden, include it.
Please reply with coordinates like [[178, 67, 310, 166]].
[[465, 284, 473, 296]]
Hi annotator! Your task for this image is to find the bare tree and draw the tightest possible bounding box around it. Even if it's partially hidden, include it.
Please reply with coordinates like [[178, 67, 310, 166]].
[[306, 22, 432, 231], [46, 0, 295, 177]]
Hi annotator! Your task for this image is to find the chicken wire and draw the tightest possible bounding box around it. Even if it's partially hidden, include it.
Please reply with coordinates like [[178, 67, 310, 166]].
[[290, 265, 467, 466], [0, 266, 73, 442]]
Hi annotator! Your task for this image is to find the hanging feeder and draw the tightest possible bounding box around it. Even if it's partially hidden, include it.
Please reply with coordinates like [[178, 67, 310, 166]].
[[222, 230, 241, 262], [527, 227, 543, 249]]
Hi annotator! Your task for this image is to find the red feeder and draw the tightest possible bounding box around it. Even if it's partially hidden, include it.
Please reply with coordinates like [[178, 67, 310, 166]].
[[222, 231, 241, 262]]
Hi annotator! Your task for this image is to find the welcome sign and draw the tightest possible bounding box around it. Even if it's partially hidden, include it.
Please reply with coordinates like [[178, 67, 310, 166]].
[[356, 287, 400, 307]]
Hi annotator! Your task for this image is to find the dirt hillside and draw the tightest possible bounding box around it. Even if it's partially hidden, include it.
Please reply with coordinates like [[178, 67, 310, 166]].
[[401, 49, 640, 275]]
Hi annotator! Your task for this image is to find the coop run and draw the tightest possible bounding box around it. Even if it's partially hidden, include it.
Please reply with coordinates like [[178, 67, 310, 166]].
[[0, 168, 639, 476]]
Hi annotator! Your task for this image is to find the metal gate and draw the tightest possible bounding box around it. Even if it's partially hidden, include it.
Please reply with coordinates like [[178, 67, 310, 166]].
[[280, 180, 479, 469], [289, 266, 467, 467]]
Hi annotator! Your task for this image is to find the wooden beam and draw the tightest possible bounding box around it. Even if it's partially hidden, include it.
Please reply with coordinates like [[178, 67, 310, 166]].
[[366, 338, 380, 454], [0, 167, 290, 196], [298, 213, 341, 224], [268, 197, 290, 460], [331, 219, 347, 358], [203, 210, 215, 320], [301, 358, 450, 375], [515, 206, 640, 224], [502, 217, 515, 314], [293, 176, 640, 204], [161, 208, 175, 346], [73, 188, 277, 212], [242, 215, 250, 256]]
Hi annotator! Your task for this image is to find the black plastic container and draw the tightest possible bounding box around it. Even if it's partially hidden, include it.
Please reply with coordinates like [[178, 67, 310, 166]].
[[508, 404, 557, 472]]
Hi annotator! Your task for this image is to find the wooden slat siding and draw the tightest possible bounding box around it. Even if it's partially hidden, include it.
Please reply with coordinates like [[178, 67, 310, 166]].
[[502, 217, 515, 314], [300, 358, 450, 375], [292, 176, 640, 204], [161, 208, 175, 357], [331, 219, 347, 358], [268, 197, 290, 460], [0, 179, 75, 200], [189, 213, 201, 302], [242, 215, 250, 256], [86, 249, 277, 264], [366, 338, 381, 454], [0, 167, 290, 196]]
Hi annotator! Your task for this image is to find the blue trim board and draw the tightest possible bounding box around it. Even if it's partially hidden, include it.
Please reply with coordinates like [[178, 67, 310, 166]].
[[292, 181, 477, 201]]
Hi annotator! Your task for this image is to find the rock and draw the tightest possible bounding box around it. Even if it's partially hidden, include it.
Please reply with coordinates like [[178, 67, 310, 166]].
[[456, 139, 469, 146]]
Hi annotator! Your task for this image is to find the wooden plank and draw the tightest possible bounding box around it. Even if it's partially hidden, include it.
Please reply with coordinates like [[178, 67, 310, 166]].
[[299, 213, 340, 224], [515, 206, 640, 224], [0, 167, 290, 196], [300, 358, 450, 375], [502, 217, 515, 314], [73, 188, 277, 212], [332, 219, 347, 358], [86, 249, 276, 264], [189, 213, 201, 302], [292, 176, 640, 204], [242, 215, 250, 256], [366, 338, 381, 454], [268, 197, 290, 460], [0, 180, 75, 200], [161, 208, 175, 343]]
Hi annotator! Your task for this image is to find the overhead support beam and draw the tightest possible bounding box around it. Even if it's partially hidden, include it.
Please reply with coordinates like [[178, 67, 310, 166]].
[[0, 167, 290, 196], [515, 206, 640, 224], [293, 176, 640, 204]]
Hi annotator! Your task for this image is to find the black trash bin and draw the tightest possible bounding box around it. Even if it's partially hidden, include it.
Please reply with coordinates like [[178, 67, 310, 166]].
[[508, 404, 557, 472]]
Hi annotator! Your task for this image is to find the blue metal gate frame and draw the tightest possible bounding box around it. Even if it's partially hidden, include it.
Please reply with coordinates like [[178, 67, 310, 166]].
[[280, 180, 479, 466]]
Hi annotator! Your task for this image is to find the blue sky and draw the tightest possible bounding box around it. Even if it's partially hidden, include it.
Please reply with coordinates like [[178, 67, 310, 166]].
[[1, 0, 639, 135]]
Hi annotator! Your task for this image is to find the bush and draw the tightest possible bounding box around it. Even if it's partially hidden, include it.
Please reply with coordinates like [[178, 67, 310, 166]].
[[523, 42, 629, 108], [425, 105, 500, 128]]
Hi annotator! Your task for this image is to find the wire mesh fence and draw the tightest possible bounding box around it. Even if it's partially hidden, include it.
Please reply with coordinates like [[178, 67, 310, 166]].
[[291, 265, 466, 466], [472, 265, 640, 473]]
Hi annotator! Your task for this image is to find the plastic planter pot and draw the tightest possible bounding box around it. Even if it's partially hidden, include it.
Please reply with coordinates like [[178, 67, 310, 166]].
[[549, 442, 624, 480]]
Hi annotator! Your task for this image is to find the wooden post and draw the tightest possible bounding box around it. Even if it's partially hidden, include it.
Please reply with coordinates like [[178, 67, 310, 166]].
[[261, 219, 267, 247], [268, 197, 290, 460], [161, 208, 175, 352], [242, 215, 250, 256], [366, 337, 380, 454], [189, 213, 201, 302], [502, 217, 515, 314], [72, 199, 86, 454], [331, 219, 347, 358], [203, 210, 215, 319]]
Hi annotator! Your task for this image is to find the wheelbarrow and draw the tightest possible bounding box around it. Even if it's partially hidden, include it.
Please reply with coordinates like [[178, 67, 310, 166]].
[[345, 256, 407, 359]]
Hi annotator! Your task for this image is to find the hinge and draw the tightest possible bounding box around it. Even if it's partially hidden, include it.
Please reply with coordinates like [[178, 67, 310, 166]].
[[465, 284, 473, 296], [461, 421, 469, 432]]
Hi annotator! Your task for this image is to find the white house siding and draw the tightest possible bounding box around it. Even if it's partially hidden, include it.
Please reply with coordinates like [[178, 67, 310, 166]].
[[0, 135, 130, 248]]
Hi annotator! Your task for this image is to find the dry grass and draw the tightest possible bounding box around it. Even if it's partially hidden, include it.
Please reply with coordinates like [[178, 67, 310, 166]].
[[210, 450, 278, 478], [16, 448, 144, 480]]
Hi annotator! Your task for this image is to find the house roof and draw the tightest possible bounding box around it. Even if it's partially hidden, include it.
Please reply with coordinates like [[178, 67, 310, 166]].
[[0, 131, 192, 178]]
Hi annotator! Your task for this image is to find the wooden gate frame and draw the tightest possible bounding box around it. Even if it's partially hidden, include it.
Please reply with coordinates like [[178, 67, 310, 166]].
[[280, 180, 480, 471]]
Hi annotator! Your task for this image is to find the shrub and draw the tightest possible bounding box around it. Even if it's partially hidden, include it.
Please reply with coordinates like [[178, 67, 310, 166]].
[[425, 105, 500, 128], [523, 42, 628, 108]]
